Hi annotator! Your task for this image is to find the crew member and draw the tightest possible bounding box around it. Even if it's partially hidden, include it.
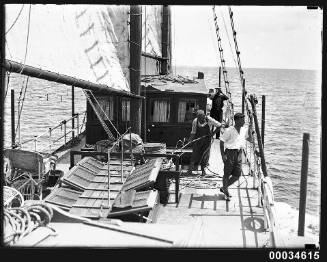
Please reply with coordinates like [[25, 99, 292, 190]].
[[219, 112, 253, 200], [187, 109, 222, 176], [209, 87, 229, 139]]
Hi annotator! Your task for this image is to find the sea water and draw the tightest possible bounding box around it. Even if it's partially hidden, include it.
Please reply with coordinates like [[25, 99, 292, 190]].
[[3, 67, 321, 243]]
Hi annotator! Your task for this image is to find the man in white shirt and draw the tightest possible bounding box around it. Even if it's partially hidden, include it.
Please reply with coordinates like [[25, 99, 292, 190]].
[[187, 110, 222, 176], [219, 112, 253, 200]]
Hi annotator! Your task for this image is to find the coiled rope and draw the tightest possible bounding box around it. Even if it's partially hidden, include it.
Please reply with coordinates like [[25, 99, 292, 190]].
[[4, 202, 54, 246]]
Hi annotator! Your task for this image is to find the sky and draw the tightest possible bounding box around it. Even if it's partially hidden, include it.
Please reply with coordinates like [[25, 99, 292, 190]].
[[171, 6, 322, 70]]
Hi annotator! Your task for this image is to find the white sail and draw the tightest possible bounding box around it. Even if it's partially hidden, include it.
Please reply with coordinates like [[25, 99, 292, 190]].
[[5, 4, 130, 92], [105, 5, 130, 87], [142, 5, 162, 57]]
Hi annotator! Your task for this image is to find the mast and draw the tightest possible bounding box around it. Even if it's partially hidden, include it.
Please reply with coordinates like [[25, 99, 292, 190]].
[[161, 5, 171, 75], [168, 5, 172, 73], [129, 5, 142, 135]]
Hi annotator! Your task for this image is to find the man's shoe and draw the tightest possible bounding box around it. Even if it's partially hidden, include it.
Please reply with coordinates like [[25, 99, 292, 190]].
[[224, 194, 231, 201], [220, 187, 231, 198]]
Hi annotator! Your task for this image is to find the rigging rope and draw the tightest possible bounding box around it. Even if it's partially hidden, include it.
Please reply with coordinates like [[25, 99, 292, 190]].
[[219, 7, 239, 70], [212, 6, 234, 126], [82, 89, 117, 140], [228, 6, 246, 94], [5, 72, 11, 99], [211, 6, 262, 188], [19, 4, 32, 74], [88, 90, 120, 137], [15, 76, 29, 140], [226, 6, 255, 142], [5, 40, 13, 59], [227, 6, 257, 170], [5, 4, 25, 35]]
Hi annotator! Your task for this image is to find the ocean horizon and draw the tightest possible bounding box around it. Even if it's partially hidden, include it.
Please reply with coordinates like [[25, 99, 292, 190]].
[[173, 64, 322, 71]]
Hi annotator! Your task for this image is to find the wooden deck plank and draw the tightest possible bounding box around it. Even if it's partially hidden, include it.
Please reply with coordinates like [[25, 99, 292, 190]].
[[91, 190, 101, 198], [78, 190, 118, 200], [156, 139, 269, 247], [85, 196, 98, 208]]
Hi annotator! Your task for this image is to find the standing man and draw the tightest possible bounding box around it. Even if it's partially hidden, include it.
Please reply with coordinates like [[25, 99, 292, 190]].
[[219, 113, 253, 200], [187, 110, 222, 176], [209, 87, 229, 139]]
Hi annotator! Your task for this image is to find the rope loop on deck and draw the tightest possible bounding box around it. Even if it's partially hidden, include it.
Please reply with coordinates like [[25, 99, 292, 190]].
[[4, 202, 54, 246]]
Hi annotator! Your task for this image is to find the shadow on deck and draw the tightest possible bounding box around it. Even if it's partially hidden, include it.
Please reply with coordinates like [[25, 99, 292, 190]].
[[155, 139, 270, 248]]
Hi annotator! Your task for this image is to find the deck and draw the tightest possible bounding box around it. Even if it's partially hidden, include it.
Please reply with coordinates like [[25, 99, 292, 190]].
[[19, 136, 272, 247], [155, 139, 271, 247]]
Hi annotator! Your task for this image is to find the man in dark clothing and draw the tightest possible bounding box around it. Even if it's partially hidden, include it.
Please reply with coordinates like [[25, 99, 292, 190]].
[[209, 88, 229, 139], [187, 110, 221, 176]]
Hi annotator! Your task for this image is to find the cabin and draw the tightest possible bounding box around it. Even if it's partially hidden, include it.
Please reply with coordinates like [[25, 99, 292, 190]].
[[141, 72, 208, 147], [85, 72, 208, 148]]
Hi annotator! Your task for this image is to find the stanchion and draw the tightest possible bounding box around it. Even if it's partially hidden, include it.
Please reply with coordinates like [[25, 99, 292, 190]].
[[107, 148, 111, 210], [249, 94, 268, 177], [262, 95, 266, 147], [298, 133, 310, 236], [130, 128, 133, 167], [11, 89, 15, 147], [121, 138, 124, 183]]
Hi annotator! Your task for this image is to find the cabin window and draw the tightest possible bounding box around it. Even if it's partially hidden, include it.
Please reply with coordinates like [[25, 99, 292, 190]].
[[95, 96, 114, 120], [150, 99, 170, 122], [178, 99, 197, 123], [122, 98, 130, 122]]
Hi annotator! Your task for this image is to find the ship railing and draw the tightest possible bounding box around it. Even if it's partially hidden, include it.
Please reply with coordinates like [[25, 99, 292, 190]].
[[243, 99, 285, 248], [251, 151, 285, 247], [18, 111, 87, 154]]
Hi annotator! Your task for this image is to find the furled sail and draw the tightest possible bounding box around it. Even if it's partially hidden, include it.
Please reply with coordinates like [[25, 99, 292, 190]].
[[142, 5, 162, 57], [5, 4, 130, 92]]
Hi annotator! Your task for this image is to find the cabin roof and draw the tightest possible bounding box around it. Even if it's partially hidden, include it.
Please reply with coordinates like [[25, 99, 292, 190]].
[[141, 77, 208, 95]]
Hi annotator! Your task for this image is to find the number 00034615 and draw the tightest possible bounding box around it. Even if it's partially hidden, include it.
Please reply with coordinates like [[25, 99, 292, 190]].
[[269, 251, 319, 260]]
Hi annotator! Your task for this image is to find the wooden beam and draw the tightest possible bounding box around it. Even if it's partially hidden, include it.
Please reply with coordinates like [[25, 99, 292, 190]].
[[4, 60, 144, 99]]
